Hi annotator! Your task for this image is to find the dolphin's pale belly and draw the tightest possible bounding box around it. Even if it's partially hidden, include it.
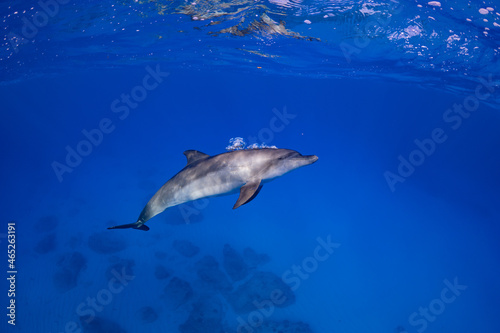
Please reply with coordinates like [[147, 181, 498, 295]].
[[173, 171, 244, 205], [141, 166, 246, 221]]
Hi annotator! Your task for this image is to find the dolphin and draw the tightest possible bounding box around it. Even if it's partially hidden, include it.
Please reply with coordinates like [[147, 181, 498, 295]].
[[108, 148, 318, 231]]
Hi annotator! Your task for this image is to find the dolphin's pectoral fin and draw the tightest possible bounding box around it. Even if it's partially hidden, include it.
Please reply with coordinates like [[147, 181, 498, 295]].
[[233, 180, 263, 209], [183, 150, 210, 165], [107, 221, 150, 231]]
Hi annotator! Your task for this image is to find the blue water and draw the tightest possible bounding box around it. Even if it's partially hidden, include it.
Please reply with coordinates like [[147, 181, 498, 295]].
[[1, 1, 500, 332]]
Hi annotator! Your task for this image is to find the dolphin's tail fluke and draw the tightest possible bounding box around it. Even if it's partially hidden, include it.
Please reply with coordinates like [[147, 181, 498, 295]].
[[107, 220, 150, 231]]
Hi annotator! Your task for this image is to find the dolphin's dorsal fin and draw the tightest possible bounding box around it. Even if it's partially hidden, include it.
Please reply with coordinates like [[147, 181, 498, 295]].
[[233, 180, 263, 209], [183, 150, 210, 165]]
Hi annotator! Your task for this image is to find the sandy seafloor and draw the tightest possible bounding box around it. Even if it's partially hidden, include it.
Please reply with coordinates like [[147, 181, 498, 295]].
[[1, 66, 500, 333]]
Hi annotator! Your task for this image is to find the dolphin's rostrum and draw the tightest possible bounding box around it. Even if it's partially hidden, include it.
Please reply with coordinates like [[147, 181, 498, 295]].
[[108, 148, 318, 231]]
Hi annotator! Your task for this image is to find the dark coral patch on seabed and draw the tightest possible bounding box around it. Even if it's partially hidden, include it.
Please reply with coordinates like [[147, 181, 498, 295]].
[[223, 243, 250, 282], [173, 239, 200, 258], [138, 306, 158, 324], [163, 277, 194, 309], [35, 215, 59, 232], [88, 232, 127, 254], [179, 295, 225, 333], [53, 251, 87, 292], [34, 233, 57, 254], [195, 255, 233, 293], [79, 315, 126, 333], [227, 271, 295, 314]]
